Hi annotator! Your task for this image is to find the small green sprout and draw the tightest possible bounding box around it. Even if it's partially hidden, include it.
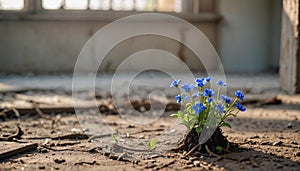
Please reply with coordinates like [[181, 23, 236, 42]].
[[148, 139, 158, 151], [111, 133, 119, 143], [216, 146, 222, 151]]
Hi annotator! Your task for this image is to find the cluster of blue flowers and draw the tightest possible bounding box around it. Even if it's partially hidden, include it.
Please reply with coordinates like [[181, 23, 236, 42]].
[[170, 76, 246, 131], [170, 77, 246, 116]]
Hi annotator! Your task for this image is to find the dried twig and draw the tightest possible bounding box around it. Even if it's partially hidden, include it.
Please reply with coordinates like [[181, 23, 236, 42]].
[[205, 145, 220, 157], [74, 161, 98, 165], [0, 108, 10, 118], [129, 128, 165, 135], [51, 133, 89, 140], [32, 102, 50, 119], [0, 125, 23, 141], [183, 143, 202, 157]]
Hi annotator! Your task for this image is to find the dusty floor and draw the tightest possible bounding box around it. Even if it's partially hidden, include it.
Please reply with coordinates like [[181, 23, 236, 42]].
[[0, 89, 299, 171]]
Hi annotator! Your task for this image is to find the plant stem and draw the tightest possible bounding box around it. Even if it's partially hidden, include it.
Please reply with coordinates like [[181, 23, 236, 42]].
[[222, 98, 238, 121], [217, 86, 221, 101]]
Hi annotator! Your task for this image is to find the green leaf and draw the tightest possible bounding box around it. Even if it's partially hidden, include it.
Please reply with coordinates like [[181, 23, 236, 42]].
[[178, 111, 183, 117], [216, 146, 222, 151], [148, 139, 158, 151], [195, 126, 202, 134], [220, 122, 232, 128], [170, 113, 178, 117], [111, 133, 119, 143], [183, 115, 188, 122]]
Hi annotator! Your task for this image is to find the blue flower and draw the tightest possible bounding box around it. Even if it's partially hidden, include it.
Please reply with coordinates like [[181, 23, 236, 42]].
[[181, 83, 194, 92], [192, 103, 206, 115], [195, 77, 206, 87], [235, 90, 245, 101], [192, 92, 201, 98], [217, 104, 226, 113], [216, 80, 226, 86], [184, 96, 190, 101], [203, 88, 215, 97], [236, 102, 246, 112], [220, 95, 231, 103], [208, 98, 214, 103], [170, 79, 181, 87], [175, 95, 182, 103], [206, 77, 211, 82]]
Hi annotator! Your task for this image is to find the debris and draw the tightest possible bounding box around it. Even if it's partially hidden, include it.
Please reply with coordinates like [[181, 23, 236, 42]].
[[260, 96, 282, 105], [193, 160, 201, 167], [33, 102, 50, 119], [74, 161, 97, 165], [108, 153, 130, 162], [287, 122, 293, 129], [164, 141, 171, 145], [38, 165, 45, 169], [0, 125, 23, 141], [51, 133, 88, 140], [54, 158, 66, 164], [0, 143, 38, 160], [249, 135, 260, 139], [273, 141, 283, 146], [145, 163, 157, 169]]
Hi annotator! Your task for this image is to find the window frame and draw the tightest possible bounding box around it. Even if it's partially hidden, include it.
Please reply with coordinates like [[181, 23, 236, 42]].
[[0, 0, 221, 23]]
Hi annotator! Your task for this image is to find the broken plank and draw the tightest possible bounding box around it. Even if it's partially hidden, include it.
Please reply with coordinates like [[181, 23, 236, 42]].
[[0, 143, 38, 160]]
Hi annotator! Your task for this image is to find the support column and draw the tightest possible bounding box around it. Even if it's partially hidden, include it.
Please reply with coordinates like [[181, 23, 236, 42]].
[[280, 0, 300, 94]]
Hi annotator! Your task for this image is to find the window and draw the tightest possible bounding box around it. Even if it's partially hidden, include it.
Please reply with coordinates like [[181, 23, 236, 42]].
[[0, 0, 24, 10], [41, 0, 182, 13], [0, 0, 219, 22]]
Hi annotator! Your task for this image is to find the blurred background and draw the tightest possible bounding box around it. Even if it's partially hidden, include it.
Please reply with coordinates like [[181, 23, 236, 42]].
[[0, 0, 282, 73], [1, 0, 299, 95]]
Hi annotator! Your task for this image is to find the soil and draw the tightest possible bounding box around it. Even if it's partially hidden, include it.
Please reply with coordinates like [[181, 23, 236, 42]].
[[0, 91, 300, 171], [176, 127, 231, 155]]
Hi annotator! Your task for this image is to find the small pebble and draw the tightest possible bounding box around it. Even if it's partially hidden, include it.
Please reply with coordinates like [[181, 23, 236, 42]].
[[150, 154, 160, 159], [164, 141, 171, 145], [249, 135, 260, 139], [40, 148, 48, 153], [38, 166, 45, 169], [54, 158, 66, 164], [193, 161, 201, 167], [296, 152, 300, 157], [186, 160, 193, 165], [287, 123, 293, 129], [126, 133, 130, 138], [189, 157, 198, 161], [145, 163, 157, 169], [273, 141, 283, 146], [291, 141, 298, 145]]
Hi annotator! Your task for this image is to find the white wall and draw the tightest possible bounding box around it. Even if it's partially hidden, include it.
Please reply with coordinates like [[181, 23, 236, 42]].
[[0, 0, 282, 73], [0, 20, 217, 73], [218, 0, 281, 72]]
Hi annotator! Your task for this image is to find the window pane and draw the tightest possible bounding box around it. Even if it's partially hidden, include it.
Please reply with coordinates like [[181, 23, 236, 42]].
[[64, 0, 88, 10], [42, 0, 63, 10], [157, 0, 174, 12], [135, 0, 155, 11], [112, 0, 134, 11], [0, 0, 24, 10], [89, 0, 110, 10], [174, 0, 181, 13]]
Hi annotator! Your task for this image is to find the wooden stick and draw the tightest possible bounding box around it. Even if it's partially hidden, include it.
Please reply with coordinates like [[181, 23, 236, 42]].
[[0, 143, 37, 160]]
